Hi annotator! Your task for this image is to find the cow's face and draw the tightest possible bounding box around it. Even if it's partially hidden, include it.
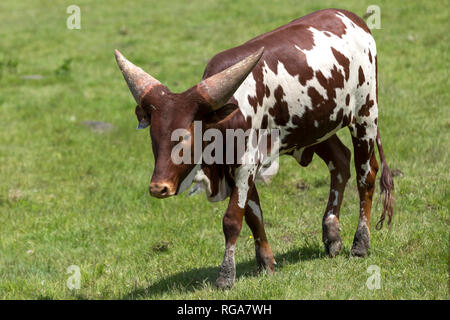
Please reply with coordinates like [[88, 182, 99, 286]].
[[138, 86, 204, 198], [115, 48, 264, 198]]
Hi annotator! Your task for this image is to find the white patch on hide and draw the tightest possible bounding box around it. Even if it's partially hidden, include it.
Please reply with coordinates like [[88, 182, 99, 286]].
[[248, 200, 262, 223]]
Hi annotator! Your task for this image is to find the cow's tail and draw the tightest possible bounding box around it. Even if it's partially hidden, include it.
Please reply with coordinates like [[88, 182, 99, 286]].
[[375, 128, 394, 230]]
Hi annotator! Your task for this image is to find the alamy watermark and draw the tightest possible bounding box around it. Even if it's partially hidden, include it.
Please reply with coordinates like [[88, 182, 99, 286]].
[[66, 265, 81, 290], [66, 5, 81, 30], [365, 5, 381, 29], [170, 121, 280, 167], [366, 265, 381, 290]]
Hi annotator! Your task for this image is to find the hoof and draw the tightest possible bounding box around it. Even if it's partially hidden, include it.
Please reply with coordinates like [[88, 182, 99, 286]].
[[215, 276, 234, 290], [256, 249, 275, 274], [351, 224, 370, 257], [350, 245, 368, 257], [323, 215, 342, 258], [257, 262, 275, 275], [325, 239, 342, 258], [216, 257, 235, 289]]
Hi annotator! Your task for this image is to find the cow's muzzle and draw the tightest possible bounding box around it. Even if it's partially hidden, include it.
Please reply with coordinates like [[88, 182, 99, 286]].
[[149, 182, 176, 198]]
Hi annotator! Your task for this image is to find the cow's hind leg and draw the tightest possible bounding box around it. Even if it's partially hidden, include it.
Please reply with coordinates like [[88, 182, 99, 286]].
[[244, 186, 275, 273], [349, 131, 379, 257], [291, 135, 351, 258], [315, 135, 351, 257]]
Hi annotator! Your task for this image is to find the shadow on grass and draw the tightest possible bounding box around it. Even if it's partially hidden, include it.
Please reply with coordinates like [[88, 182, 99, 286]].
[[121, 243, 324, 299]]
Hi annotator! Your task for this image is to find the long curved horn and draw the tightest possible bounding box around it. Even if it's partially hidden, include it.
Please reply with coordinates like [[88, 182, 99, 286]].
[[197, 47, 264, 110], [114, 49, 161, 103]]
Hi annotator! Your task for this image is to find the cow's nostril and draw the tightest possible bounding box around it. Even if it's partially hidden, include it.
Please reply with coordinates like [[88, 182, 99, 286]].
[[160, 186, 168, 195]]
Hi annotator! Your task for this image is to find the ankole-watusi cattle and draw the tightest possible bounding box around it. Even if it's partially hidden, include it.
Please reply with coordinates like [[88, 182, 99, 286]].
[[115, 8, 394, 289]]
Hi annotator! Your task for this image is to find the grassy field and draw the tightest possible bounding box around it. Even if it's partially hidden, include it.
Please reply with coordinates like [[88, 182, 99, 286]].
[[0, 0, 448, 299]]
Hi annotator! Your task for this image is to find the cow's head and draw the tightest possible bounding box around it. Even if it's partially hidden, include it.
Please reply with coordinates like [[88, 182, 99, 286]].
[[115, 48, 263, 198]]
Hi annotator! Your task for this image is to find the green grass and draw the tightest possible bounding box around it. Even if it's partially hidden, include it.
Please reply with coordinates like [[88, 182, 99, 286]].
[[0, 0, 448, 299]]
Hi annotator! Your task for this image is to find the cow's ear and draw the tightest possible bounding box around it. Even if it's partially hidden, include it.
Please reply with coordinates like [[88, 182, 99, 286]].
[[135, 105, 150, 129]]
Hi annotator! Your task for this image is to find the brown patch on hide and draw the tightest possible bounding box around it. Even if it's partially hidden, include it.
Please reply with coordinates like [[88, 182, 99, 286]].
[[358, 66, 365, 87], [268, 85, 290, 126], [358, 94, 374, 117], [331, 47, 350, 81]]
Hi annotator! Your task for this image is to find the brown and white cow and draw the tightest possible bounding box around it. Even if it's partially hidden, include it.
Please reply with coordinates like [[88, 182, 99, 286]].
[[115, 8, 394, 289]]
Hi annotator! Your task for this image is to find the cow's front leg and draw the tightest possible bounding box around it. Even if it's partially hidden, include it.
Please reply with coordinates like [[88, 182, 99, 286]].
[[245, 186, 275, 273], [216, 166, 255, 289], [216, 186, 246, 289]]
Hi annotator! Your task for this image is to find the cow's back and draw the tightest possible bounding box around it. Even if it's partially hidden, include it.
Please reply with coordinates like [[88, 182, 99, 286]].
[[203, 9, 371, 78], [204, 9, 377, 150]]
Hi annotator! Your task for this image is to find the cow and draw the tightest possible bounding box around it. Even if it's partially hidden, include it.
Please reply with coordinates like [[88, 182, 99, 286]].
[[115, 8, 394, 289]]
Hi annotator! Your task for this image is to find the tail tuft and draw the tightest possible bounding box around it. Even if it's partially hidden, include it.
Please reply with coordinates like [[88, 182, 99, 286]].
[[376, 163, 395, 230], [375, 129, 395, 230]]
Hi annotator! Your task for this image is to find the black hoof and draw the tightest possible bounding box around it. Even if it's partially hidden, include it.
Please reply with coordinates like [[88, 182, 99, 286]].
[[351, 224, 370, 257], [325, 239, 342, 258], [215, 276, 234, 290]]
